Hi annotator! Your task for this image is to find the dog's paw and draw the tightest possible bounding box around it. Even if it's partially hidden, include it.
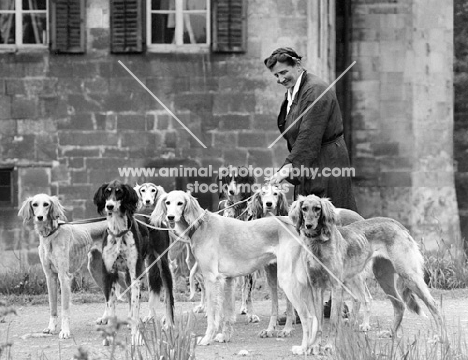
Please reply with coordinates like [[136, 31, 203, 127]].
[[59, 329, 71, 339], [277, 328, 293, 338], [214, 333, 227, 343], [96, 317, 108, 325], [359, 323, 371, 332], [42, 327, 56, 335], [197, 336, 211, 346], [311, 344, 321, 355], [291, 345, 308, 355], [247, 314, 260, 323], [239, 306, 248, 315], [258, 329, 276, 338]]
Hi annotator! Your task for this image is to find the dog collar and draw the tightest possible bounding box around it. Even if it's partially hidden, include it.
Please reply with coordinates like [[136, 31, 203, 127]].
[[186, 210, 208, 238]]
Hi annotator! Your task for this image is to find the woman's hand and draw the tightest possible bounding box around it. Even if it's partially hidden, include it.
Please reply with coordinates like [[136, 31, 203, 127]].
[[266, 164, 293, 185]]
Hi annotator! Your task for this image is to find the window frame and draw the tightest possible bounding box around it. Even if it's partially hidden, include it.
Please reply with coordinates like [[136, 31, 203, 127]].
[[0, 167, 16, 208], [145, 0, 211, 53], [0, 0, 49, 51]]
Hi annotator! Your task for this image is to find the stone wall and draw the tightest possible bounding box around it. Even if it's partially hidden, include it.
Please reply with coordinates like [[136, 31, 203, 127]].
[[350, 0, 461, 250], [0, 0, 329, 264]]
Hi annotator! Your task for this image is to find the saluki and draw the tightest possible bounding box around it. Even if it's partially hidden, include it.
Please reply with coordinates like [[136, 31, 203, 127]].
[[283, 195, 444, 355], [134, 182, 166, 213], [18, 194, 108, 339], [151, 190, 304, 345], [93, 180, 173, 345], [133, 182, 175, 325], [250, 185, 366, 338], [218, 166, 259, 322]]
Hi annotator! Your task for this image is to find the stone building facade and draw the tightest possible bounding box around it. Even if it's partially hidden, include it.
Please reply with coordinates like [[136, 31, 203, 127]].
[[0, 0, 461, 269]]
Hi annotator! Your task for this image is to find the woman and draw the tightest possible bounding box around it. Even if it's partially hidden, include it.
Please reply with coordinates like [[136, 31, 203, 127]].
[[264, 47, 357, 211]]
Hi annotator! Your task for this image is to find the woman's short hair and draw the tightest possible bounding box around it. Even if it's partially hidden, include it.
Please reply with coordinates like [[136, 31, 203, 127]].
[[264, 47, 303, 69]]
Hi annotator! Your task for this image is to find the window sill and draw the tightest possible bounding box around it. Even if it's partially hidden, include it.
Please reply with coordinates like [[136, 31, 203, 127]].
[[0, 45, 48, 54], [146, 44, 210, 54]]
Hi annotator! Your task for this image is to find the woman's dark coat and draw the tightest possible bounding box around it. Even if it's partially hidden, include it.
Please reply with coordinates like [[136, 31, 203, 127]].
[[277, 71, 357, 211]]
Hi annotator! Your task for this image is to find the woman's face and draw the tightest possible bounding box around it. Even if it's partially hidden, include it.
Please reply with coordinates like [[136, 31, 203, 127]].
[[270, 61, 301, 90]]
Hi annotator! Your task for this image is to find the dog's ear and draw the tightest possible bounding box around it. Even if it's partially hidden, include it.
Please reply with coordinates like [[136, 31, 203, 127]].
[[249, 191, 264, 219], [277, 191, 290, 216], [183, 193, 204, 226], [151, 192, 168, 226], [289, 196, 305, 233], [49, 196, 68, 222], [18, 197, 34, 225], [122, 184, 139, 214], [93, 183, 109, 215], [319, 198, 337, 242], [154, 186, 167, 206]]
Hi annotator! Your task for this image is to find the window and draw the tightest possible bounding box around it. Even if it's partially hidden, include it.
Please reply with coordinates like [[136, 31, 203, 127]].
[[110, 0, 247, 54], [0, 168, 14, 206], [0, 0, 48, 49], [147, 0, 210, 51]]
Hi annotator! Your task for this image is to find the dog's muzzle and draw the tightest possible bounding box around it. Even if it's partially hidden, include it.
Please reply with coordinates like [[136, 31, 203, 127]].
[[166, 215, 175, 228]]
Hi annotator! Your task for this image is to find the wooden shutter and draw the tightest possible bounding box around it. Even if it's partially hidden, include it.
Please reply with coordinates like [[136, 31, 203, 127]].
[[212, 0, 247, 53], [110, 0, 143, 53], [51, 0, 85, 54]]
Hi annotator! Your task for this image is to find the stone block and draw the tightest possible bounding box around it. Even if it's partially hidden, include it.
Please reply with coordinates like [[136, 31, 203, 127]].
[[212, 131, 238, 148], [40, 97, 68, 118], [218, 115, 251, 130], [59, 131, 119, 147], [60, 148, 100, 158], [58, 114, 94, 130], [36, 134, 58, 161], [0, 96, 11, 120], [11, 96, 38, 119], [69, 158, 84, 169], [0, 120, 16, 136], [102, 148, 129, 158], [58, 185, 94, 200], [83, 77, 109, 94], [238, 132, 267, 148], [223, 149, 248, 166], [5, 79, 26, 95], [21, 167, 50, 188], [1, 135, 35, 160], [51, 164, 70, 183], [121, 132, 159, 149], [371, 142, 400, 157], [71, 170, 88, 184], [117, 114, 147, 131], [247, 149, 274, 168]]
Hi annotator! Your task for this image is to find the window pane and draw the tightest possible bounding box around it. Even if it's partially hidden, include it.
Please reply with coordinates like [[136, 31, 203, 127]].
[[0, 14, 14, 44], [151, 13, 174, 44], [0, 0, 15, 11], [152, 0, 171, 11], [22, 13, 46, 44], [183, 13, 206, 44], [0, 187, 11, 202], [0, 170, 11, 186], [186, 0, 206, 11], [22, 0, 46, 10]]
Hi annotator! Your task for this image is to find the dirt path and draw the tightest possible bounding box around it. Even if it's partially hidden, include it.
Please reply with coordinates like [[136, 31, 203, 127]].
[[1, 289, 468, 360]]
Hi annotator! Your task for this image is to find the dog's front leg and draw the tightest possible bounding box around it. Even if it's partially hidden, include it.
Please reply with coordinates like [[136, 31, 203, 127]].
[[322, 288, 343, 354], [198, 276, 219, 346], [260, 264, 278, 337], [215, 277, 235, 343], [57, 269, 73, 339], [43, 269, 59, 334], [39, 246, 59, 335], [129, 276, 142, 346]]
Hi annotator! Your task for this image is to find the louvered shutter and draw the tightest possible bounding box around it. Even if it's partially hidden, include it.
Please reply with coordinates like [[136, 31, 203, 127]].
[[51, 0, 85, 54], [212, 0, 247, 53], [110, 0, 143, 53]]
